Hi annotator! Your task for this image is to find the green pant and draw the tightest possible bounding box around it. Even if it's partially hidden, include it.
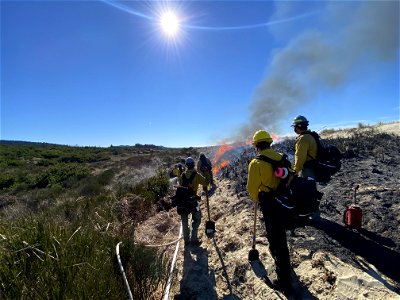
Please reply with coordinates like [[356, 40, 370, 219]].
[[300, 167, 321, 220], [181, 207, 202, 242], [259, 192, 292, 288], [299, 167, 315, 180]]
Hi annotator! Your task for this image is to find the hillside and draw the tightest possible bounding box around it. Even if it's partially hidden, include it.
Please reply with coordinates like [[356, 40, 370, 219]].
[[134, 122, 400, 299], [1, 122, 399, 299]]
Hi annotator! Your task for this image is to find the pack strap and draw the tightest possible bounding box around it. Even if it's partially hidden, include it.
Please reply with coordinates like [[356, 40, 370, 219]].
[[181, 171, 197, 188], [255, 154, 280, 169], [255, 155, 278, 192]]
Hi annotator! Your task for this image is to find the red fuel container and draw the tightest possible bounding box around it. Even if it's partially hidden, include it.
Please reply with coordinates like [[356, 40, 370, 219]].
[[343, 205, 362, 229]]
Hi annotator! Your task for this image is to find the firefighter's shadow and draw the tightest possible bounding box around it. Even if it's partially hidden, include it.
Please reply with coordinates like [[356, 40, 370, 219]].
[[357, 228, 396, 248], [250, 259, 316, 299], [212, 238, 241, 300], [175, 246, 218, 300], [311, 218, 400, 292]]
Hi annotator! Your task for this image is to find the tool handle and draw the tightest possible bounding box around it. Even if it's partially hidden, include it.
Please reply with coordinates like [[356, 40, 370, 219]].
[[353, 185, 359, 205], [252, 202, 257, 247], [205, 191, 211, 221]]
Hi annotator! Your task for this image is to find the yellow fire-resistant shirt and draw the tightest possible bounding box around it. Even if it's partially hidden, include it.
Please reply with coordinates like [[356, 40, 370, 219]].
[[246, 149, 283, 202], [173, 167, 182, 177], [294, 133, 318, 174], [179, 170, 208, 193]]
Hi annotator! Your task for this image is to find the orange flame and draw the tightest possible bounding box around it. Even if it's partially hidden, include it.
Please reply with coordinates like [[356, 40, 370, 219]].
[[212, 142, 234, 165], [212, 160, 229, 174], [271, 132, 282, 142], [211, 132, 282, 175], [245, 138, 253, 145], [212, 141, 234, 175]]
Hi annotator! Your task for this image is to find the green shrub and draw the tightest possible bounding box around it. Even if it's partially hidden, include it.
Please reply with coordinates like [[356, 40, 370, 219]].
[[0, 217, 124, 299], [146, 169, 170, 200], [37, 159, 54, 166], [115, 183, 135, 199], [5, 159, 25, 167], [0, 213, 168, 300], [131, 169, 170, 202], [119, 241, 168, 300], [42, 149, 63, 159], [115, 169, 169, 204], [96, 169, 115, 186], [0, 174, 15, 189], [31, 163, 91, 189], [113, 194, 153, 224], [0, 143, 178, 299], [77, 178, 105, 197]]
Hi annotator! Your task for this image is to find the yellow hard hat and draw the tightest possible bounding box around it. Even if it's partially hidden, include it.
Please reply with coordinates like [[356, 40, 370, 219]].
[[252, 130, 273, 145]]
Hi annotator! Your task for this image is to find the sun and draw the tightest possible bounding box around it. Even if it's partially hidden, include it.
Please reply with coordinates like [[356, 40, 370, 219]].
[[160, 11, 180, 36]]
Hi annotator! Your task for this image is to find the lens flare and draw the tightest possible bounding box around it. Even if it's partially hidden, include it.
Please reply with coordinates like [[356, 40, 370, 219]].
[[160, 12, 180, 36]]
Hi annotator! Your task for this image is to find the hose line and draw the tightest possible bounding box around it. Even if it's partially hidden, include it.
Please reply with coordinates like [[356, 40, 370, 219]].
[[137, 236, 182, 248], [163, 224, 182, 300], [116, 226, 182, 300], [116, 242, 133, 300]]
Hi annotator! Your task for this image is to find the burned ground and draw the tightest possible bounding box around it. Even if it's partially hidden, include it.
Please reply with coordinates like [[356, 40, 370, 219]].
[[3, 125, 398, 299], [135, 124, 400, 299]]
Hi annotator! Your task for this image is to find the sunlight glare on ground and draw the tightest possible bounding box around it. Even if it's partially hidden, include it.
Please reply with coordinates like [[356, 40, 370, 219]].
[[160, 11, 180, 36]]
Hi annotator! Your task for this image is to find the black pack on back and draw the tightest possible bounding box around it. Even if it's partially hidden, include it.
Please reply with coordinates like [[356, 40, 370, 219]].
[[200, 158, 212, 173], [256, 154, 292, 187], [273, 176, 321, 229], [305, 131, 342, 183], [172, 172, 199, 215], [256, 154, 322, 229], [256, 154, 292, 170]]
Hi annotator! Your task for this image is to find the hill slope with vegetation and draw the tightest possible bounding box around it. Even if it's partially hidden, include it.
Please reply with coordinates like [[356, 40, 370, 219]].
[[0, 142, 196, 299], [0, 122, 399, 299]]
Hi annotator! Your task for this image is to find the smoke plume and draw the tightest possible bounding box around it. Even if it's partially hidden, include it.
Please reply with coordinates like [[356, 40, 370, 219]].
[[237, 1, 399, 141]]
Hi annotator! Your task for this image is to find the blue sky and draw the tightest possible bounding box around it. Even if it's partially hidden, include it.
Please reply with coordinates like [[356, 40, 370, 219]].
[[1, 1, 399, 147]]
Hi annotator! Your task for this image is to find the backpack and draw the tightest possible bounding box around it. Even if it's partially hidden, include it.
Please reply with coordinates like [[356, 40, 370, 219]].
[[273, 176, 322, 229], [200, 158, 212, 173], [303, 131, 342, 183], [256, 154, 322, 229], [172, 172, 199, 215], [255, 154, 293, 187]]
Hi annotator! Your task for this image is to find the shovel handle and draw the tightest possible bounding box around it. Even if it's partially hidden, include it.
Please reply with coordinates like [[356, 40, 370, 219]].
[[205, 190, 211, 221], [252, 201, 257, 248], [353, 185, 359, 205]]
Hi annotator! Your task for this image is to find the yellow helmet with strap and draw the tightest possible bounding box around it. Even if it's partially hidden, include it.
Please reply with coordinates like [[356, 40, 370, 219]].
[[252, 130, 273, 145]]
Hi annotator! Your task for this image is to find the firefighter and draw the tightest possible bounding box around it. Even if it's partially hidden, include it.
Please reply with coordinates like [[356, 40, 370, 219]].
[[197, 153, 214, 188], [292, 116, 323, 221], [292, 115, 318, 179], [179, 157, 208, 247], [247, 130, 292, 293], [172, 163, 183, 178]]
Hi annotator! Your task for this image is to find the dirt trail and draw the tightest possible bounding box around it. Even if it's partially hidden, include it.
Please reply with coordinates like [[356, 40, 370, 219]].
[[135, 125, 400, 299], [168, 148, 400, 299], [168, 172, 399, 299]]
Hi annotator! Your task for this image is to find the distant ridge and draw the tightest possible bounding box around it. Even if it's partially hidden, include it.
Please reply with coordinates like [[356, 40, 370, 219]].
[[0, 140, 168, 150], [0, 140, 63, 147]]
